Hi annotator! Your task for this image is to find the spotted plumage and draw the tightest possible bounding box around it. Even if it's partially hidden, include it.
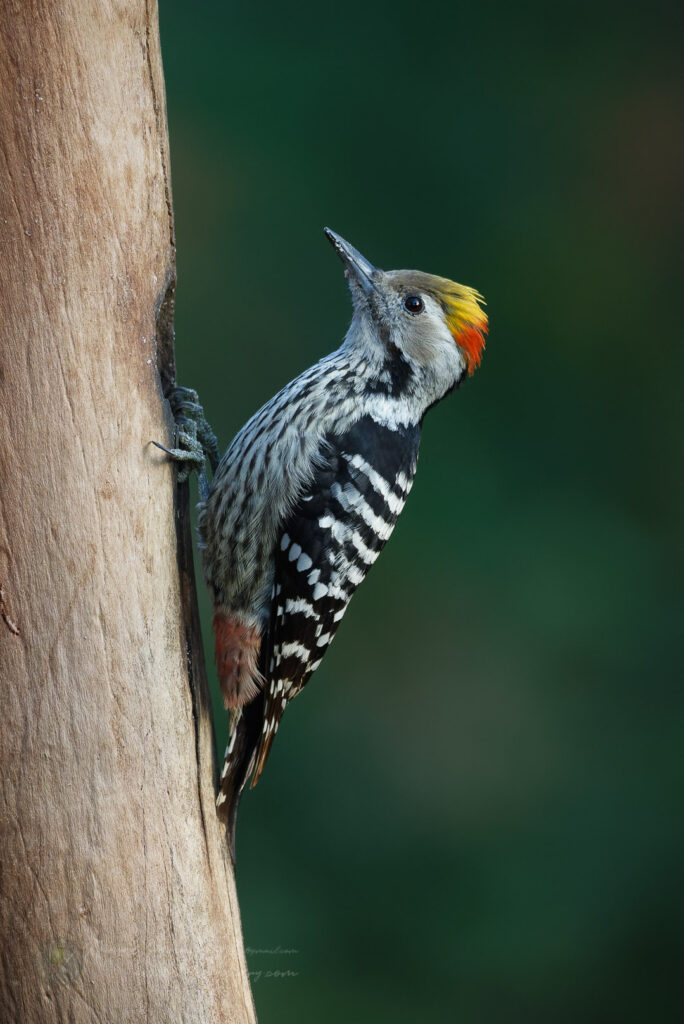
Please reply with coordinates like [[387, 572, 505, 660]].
[[198, 229, 487, 848], [250, 415, 420, 781]]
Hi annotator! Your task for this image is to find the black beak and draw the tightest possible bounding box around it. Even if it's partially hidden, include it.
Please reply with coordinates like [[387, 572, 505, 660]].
[[324, 227, 378, 296]]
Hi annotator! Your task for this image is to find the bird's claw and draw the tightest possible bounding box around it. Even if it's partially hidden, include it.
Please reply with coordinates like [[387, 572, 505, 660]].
[[152, 431, 205, 484], [153, 386, 220, 494], [168, 387, 221, 474]]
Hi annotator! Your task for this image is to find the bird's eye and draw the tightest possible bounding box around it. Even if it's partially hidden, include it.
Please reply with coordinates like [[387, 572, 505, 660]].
[[404, 295, 424, 314]]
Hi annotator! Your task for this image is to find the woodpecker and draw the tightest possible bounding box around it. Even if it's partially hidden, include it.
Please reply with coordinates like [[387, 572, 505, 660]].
[[171, 229, 487, 847]]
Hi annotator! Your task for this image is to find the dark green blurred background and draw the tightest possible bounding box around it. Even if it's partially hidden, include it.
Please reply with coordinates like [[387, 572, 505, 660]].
[[160, 2, 683, 1019]]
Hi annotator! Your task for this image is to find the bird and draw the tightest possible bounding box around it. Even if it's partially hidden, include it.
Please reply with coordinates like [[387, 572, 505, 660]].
[[184, 228, 487, 850]]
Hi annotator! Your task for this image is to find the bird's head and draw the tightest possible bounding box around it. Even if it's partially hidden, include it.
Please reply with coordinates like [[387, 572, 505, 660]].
[[325, 228, 487, 395]]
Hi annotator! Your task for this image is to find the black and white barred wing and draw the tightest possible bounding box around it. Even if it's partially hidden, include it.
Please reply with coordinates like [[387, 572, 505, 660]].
[[251, 417, 421, 783]]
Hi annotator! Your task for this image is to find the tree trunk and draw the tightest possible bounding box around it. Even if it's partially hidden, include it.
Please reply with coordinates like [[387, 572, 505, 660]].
[[0, 3, 256, 1021]]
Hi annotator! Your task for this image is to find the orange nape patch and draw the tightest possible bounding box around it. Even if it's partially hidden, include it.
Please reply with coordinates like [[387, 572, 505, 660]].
[[212, 609, 263, 709], [454, 320, 488, 376], [443, 288, 488, 376]]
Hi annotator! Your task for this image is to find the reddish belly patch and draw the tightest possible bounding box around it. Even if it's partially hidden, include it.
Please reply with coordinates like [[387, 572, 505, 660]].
[[213, 610, 263, 708]]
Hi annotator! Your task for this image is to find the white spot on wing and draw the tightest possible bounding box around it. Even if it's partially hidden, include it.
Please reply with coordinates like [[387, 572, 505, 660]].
[[281, 640, 312, 662], [285, 597, 317, 618], [331, 482, 393, 540], [350, 530, 378, 564], [346, 452, 406, 513], [345, 564, 364, 586]]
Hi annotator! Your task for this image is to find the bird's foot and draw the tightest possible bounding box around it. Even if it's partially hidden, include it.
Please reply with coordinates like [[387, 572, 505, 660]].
[[153, 386, 220, 493]]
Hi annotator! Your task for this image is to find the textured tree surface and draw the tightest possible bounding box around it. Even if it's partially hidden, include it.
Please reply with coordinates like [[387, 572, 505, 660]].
[[0, 3, 256, 1021]]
